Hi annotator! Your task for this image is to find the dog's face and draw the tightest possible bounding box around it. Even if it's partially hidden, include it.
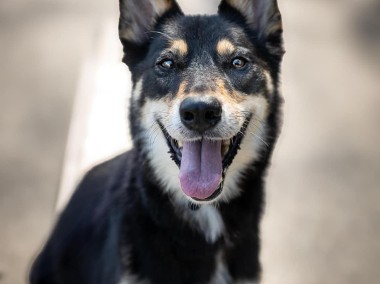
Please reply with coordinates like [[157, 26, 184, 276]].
[[119, 0, 284, 205]]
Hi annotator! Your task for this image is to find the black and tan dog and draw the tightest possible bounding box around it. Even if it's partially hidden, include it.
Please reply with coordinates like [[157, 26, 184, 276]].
[[30, 0, 284, 283]]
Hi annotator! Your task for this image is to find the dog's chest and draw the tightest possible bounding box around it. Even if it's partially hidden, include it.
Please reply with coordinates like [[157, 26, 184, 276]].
[[119, 205, 228, 283], [187, 204, 225, 243], [118, 253, 231, 284], [118, 260, 258, 284], [118, 203, 260, 284]]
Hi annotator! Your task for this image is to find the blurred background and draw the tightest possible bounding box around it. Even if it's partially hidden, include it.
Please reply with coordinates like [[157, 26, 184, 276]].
[[1, 0, 380, 283]]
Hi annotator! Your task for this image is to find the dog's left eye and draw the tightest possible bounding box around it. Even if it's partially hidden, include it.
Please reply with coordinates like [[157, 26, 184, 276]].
[[231, 57, 247, 69], [158, 59, 175, 69]]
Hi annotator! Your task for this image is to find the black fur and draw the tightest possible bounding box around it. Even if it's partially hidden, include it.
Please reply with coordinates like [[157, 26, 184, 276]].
[[30, 0, 284, 283]]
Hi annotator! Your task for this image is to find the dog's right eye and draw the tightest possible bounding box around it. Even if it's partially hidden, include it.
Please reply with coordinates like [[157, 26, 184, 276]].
[[158, 59, 175, 70], [231, 57, 247, 69]]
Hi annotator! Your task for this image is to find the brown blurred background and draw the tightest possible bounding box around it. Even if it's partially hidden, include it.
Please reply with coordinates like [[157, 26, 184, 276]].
[[1, 0, 380, 283]]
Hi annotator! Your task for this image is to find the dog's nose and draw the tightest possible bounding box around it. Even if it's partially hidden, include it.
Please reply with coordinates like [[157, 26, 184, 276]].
[[180, 97, 222, 132]]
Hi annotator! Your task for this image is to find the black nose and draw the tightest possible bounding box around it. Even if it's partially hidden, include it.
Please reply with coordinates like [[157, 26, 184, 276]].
[[179, 97, 222, 132]]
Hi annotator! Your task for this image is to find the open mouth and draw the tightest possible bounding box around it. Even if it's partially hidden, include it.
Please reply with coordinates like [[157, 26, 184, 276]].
[[157, 116, 251, 202]]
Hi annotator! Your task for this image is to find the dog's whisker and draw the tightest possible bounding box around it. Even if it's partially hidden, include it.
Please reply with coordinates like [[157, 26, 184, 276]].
[[148, 30, 174, 41], [250, 132, 269, 148]]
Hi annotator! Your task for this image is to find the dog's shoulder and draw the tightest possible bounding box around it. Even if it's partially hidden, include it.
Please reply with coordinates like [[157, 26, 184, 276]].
[[53, 150, 133, 240], [30, 151, 134, 284]]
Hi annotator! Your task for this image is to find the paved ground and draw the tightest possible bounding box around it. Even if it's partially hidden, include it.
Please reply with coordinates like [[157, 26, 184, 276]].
[[0, 0, 379, 284]]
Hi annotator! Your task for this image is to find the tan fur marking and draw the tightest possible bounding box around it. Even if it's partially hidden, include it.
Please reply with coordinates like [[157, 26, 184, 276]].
[[169, 39, 188, 56], [173, 78, 246, 107], [165, 81, 188, 108], [119, 29, 135, 42], [152, 0, 173, 16], [216, 39, 236, 56], [214, 78, 245, 104], [175, 81, 188, 98]]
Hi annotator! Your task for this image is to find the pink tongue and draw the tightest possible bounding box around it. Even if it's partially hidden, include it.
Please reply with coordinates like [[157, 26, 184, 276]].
[[179, 140, 222, 200]]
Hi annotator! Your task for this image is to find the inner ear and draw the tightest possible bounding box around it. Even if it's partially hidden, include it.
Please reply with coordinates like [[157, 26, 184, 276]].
[[119, 0, 183, 44], [218, 0, 284, 57]]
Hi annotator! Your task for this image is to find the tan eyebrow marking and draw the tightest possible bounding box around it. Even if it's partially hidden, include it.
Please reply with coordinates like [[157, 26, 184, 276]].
[[169, 39, 188, 56], [216, 39, 236, 56]]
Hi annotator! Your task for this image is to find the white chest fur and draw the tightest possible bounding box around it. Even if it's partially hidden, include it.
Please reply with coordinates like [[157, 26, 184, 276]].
[[190, 205, 225, 243]]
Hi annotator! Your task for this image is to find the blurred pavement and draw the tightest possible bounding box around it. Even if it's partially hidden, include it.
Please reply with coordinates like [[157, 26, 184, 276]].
[[0, 0, 379, 283]]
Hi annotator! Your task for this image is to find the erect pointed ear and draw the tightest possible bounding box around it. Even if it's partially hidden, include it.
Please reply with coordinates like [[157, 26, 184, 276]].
[[119, 0, 183, 66], [219, 0, 284, 58]]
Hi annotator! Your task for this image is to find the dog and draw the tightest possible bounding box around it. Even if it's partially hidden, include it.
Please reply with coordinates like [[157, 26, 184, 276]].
[[30, 0, 284, 283]]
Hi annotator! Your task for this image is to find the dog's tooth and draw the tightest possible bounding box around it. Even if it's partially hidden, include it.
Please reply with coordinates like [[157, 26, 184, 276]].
[[221, 139, 230, 156]]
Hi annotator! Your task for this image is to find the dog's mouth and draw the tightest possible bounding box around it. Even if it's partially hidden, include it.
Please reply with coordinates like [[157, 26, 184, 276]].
[[158, 116, 251, 202]]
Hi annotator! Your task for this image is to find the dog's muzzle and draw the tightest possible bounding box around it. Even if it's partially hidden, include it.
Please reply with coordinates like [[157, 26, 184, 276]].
[[158, 97, 251, 202], [177, 97, 223, 200]]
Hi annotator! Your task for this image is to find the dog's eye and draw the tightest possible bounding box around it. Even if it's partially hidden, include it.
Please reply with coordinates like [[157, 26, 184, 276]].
[[231, 57, 246, 69], [159, 59, 175, 69]]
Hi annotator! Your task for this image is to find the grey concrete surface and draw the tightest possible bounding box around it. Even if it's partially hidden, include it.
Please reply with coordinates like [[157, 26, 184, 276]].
[[0, 0, 379, 284]]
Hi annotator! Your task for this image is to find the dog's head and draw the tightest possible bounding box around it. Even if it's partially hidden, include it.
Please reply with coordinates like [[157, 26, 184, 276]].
[[119, 0, 284, 204]]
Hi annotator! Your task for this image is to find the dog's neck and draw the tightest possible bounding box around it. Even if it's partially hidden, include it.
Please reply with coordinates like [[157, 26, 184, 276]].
[[133, 150, 267, 244]]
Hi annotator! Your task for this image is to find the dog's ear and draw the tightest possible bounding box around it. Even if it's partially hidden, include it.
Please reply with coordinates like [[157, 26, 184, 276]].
[[219, 0, 284, 58], [119, 0, 183, 67]]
